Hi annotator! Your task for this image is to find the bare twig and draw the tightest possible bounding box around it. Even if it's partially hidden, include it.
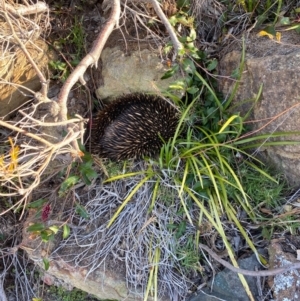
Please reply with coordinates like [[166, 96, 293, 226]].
[[57, 0, 121, 121], [19, 110, 87, 127], [199, 243, 300, 277], [148, 0, 183, 57], [0, 120, 53, 147], [0, 277, 8, 301], [1, 1, 48, 16]]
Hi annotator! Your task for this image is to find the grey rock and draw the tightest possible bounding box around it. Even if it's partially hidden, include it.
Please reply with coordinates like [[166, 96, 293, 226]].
[[218, 30, 300, 187], [188, 253, 264, 301]]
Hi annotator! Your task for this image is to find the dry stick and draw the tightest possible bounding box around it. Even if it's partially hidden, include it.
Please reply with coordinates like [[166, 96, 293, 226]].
[[239, 101, 300, 140], [18, 110, 87, 127], [3, 10, 48, 97], [0, 278, 7, 301], [57, 0, 121, 121], [1, 1, 48, 16], [148, 0, 183, 57], [0, 128, 80, 217], [0, 120, 53, 147], [199, 243, 300, 277], [220, 101, 300, 151]]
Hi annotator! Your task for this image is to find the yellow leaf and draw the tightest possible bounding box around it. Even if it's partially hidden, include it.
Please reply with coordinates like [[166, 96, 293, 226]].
[[32, 298, 43, 301], [8, 137, 19, 171], [49, 226, 59, 234], [257, 30, 275, 39], [276, 32, 281, 42]]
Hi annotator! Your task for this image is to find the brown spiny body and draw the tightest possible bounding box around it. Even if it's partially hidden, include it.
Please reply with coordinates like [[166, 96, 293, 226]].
[[89, 93, 179, 161]]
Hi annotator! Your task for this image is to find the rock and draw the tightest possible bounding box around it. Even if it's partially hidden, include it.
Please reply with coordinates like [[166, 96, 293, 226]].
[[22, 207, 169, 301], [97, 47, 182, 100], [268, 239, 300, 301], [218, 30, 300, 186], [188, 252, 264, 301], [0, 39, 51, 118]]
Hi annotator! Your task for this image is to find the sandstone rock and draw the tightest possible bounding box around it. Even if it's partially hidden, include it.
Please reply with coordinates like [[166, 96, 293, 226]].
[[0, 39, 50, 118], [22, 204, 170, 301], [97, 47, 182, 100], [218, 31, 300, 186]]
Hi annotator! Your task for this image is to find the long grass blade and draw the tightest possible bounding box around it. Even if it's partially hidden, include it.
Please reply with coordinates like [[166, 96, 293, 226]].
[[107, 174, 153, 227]]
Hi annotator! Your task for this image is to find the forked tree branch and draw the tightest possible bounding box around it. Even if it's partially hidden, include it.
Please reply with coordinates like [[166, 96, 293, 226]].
[[200, 243, 300, 277], [148, 0, 183, 57], [57, 0, 121, 121], [2, 1, 48, 16]]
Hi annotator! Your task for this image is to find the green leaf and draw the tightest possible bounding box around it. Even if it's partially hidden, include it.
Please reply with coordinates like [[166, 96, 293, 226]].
[[176, 15, 190, 26], [79, 161, 98, 183], [161, 64, 179, 79], [40, 230, 54, 242], [49, 225, 59, 234], [43, 258, 50, 271], [231, 67, 240, 79], [27, 223, 45, 232], [207, 59, 218, 71], [169, 15, 178, 26], [63, 224, 70, 239], [175, 221, 187, 239], [163, 43, 173, 55], [178, 47, 186, 57], [59, 175, 80, 196], [75, 203, 89, 219], [182, 58, 195, 74], [189, 28, 196, 41], [169, 80, 186, 90], [27, 198, 47, 209], [280, 17, 290, 25], [262, 25, 276, 36], [186, 86, 199, 94], [177, 0, 190, 8]]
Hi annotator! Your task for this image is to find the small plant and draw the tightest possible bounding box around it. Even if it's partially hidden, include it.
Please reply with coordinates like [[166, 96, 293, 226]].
[[42, 285, 102, 301], [49, 15, 86, 82], [26, 199, 70, 244]]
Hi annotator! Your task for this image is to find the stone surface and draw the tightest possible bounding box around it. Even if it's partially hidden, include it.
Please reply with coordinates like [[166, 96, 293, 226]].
[[268, 239, 300, 301], [97, 47, 182, 100], [0, 39, 50, 118], [22, 206, 169, 301], [218, 30, 300, 186], [188, 252, 264, 301]]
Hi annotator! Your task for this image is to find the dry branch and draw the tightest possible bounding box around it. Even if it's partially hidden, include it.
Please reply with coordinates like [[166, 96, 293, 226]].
[[0, 277, 7, 301], [148, 0, 183, 57], [200, 243, 300, 277], [3, 8, 48, 97], [57, 0, 121, 121], [2, 1, 48, 16]]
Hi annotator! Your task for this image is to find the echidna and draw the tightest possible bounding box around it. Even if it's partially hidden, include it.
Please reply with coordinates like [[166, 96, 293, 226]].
[[89, 93, 179, 161]]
